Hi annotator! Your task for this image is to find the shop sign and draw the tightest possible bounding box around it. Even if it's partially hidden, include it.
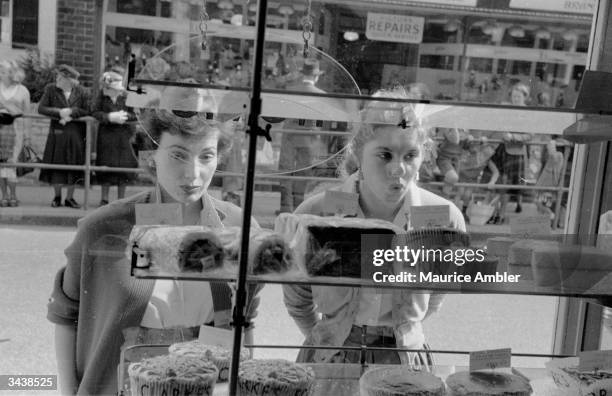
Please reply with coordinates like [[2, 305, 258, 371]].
[[366, 13, 424, 44], [509, 0, 596, 14]]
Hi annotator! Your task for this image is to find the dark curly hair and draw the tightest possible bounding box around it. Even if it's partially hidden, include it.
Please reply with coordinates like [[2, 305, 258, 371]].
[[139, 109, 234, 174]]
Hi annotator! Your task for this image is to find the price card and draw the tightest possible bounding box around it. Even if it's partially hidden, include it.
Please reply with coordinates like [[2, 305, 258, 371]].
[[135, 203, 183, 225], [410, 205, 450, 228], [579, 350, 612, 372], [469, 348, 512, 371], [323, 190, 359, 216], [510, 215, 551, 237]]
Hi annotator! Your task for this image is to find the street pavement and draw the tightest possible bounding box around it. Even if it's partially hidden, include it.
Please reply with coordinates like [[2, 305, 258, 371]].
[[1, 225, 560, 395]]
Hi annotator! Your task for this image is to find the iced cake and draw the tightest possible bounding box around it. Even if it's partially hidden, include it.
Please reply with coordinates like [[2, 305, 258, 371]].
[[128, 353, 218, 396], [445, 371, 532, 395], [237, 359, 315, 395], [359, 366, 445, 395], [168, 341, 250, 382], [547, 357, 612, 396]]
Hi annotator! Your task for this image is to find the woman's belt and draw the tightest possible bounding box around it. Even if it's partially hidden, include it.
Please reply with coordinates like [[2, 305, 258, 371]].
[[352, 324, 395, 339]]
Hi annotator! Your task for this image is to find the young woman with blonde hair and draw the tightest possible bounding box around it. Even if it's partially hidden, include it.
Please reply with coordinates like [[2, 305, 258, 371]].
[[283, 88, 466, 367]]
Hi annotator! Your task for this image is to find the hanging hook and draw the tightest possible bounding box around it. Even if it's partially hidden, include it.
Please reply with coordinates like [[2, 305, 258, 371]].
[[301, 0, 313, 58], [200, 0, 210, 51]]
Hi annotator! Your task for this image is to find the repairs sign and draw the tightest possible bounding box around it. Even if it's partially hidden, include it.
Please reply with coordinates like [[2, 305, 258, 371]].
[[366, 13, 424, 44]]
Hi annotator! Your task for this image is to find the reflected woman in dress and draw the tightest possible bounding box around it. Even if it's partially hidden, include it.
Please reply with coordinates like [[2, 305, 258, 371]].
[[38, 64, 90, 208], [48, 109, 260, 395], [91, 68, 138, 205], [283, 88, 466, 367]]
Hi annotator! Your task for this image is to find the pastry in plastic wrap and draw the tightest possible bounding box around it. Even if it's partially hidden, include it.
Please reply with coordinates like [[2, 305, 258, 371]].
[[221, 227, 293, 275], [547, 357, 612, 396], [237, 359, 315, 396], [359, 366, 445, 395], [130, 225, 225, 273], [128, 353, 218, 396], [168, 341, 250, 382], [248, 229, 293, 275], [392, 227, 470, 277], [277, 214, 402, 278], [445, 371, 532, 395]]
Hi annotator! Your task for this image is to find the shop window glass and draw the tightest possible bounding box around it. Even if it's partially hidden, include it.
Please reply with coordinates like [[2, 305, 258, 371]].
[[102, 0, 601, 370]]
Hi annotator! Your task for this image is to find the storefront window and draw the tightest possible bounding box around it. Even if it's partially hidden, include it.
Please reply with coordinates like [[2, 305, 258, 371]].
[[83, 0, 612, 389]]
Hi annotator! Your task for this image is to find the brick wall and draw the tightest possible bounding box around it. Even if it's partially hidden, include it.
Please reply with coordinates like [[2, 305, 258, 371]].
[[55, 0, 98, 88]]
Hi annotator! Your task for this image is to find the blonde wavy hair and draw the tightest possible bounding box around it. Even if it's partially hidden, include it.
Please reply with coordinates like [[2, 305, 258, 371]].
[[339, 87, 433, 177], [0, 60, 25, 84]]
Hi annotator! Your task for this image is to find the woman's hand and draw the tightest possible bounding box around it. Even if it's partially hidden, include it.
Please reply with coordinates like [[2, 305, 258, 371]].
[[108, 111, 128, 124], [59, 108, 72, 119]]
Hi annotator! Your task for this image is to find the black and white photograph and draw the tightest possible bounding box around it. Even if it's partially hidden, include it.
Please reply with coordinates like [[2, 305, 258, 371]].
[[1, 0, 612, 395]]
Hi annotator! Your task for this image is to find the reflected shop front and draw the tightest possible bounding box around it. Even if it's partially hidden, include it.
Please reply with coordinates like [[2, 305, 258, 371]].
[[4, 0, 612, 395]]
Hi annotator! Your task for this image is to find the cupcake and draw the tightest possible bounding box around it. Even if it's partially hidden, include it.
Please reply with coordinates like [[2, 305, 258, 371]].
[[128, 354, 218, 396], [169, 340, 251, 382], [237, 359, 315, 395], [445, 371, 532, 395], [359, 366, 445, 395]]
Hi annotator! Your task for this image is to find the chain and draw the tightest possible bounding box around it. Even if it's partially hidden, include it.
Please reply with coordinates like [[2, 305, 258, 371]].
[[301, 0, 313, 58], [200, 0, 210, 50]]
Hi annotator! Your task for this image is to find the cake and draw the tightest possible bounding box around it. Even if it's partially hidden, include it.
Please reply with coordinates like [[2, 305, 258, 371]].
[[445, 371, 532, 395], [277, 214, 403, 278], [237, 359, 315, 396], [547, 357, 612, 395], [128, 353, 218, 396], [130, 225, 225, 273], [359, 366, 445, 395], [168, 341, 250, 382]]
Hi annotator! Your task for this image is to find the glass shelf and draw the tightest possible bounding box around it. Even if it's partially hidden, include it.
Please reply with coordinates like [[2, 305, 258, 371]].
[[131, 267, 612, 299]]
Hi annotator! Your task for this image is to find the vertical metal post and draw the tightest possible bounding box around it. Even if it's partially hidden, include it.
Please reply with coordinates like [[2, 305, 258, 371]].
[[228, 0, 267, 394], [84, 118, 92, 211], [553, 146, 570, 229]]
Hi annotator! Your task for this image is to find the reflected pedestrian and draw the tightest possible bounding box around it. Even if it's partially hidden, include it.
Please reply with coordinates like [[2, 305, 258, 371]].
[[0, 60, 30, 207], [39, 64, 90, 208], [92, 68, 138, 206]]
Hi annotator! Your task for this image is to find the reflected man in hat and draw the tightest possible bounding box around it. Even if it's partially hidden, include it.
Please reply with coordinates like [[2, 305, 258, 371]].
[[277, 59, 326, 213], [39, 64, 91, 208]]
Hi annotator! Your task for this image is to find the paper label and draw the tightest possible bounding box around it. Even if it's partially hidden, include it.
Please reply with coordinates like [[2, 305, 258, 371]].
[[470, 348, 512, 371], [579, 350, 612, 372], [510, 215, 551, 237], [410, 205, 450, 228], [135, 203, 183, 225], [323, 190, 359, 216]]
